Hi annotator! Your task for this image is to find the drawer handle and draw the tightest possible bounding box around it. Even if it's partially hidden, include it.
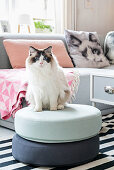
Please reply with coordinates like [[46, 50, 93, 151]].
[[104, 86, 114, 94]]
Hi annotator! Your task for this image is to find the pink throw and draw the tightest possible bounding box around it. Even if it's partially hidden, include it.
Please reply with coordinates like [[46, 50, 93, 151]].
[[0, 69, 79, 120]]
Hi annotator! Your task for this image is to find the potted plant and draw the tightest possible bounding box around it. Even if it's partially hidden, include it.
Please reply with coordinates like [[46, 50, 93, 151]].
[[33, 19, 53, 33]]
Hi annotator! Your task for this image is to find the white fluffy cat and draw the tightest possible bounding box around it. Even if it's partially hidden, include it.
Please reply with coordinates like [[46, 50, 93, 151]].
[[26, 46, 70, 112]]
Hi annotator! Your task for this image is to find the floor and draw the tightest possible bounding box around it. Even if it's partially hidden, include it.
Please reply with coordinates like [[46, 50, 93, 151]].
[[0, 126, 15, 139], [0, 113, 114, 170]]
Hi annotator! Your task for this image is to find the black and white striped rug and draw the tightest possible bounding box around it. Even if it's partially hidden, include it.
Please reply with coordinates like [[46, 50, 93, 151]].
[[0, 114, 114, 170]]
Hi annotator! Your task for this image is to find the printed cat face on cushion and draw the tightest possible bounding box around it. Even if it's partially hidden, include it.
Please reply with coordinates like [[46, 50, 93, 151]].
[[70, 33, 104, 62], [65, 30, 110, 68], [28, 46, 53, 68]]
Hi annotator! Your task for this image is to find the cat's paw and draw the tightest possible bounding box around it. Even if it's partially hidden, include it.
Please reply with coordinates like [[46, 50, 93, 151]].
[[50, 107, 57, 111], [57, 105, 64, 110], [34, 107, 42, 112]]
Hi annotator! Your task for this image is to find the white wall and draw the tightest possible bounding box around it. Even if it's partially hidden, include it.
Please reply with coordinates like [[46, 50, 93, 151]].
[[76, 0, 114, 37]]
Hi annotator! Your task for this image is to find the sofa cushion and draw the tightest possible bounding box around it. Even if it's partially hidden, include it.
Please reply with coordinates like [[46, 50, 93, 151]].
[[65, 29, 110, 68], [3, 39, 74, 68], [104, 31, 114, 64]]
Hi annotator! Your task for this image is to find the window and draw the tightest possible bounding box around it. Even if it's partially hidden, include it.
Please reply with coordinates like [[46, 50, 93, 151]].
[[0, 0, 9, 20], [0, 0, 65, 34]]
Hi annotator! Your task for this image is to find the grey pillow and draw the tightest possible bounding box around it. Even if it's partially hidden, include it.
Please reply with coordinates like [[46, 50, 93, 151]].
[[104, 31, 114, 64], [65, 30, 110, 68]]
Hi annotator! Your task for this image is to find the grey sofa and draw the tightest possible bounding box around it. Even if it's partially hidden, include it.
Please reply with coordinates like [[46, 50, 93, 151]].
[[0, 33, 114, 130]]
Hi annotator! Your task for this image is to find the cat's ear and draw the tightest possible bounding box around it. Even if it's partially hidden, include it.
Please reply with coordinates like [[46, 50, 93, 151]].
[[44, 46, 52, 54], [29, 46, 38, 55], [89, 33, 98, 43], [70, 35, 82, 47]]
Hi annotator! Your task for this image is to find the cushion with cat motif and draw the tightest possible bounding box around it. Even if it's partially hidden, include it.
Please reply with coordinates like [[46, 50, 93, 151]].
[[65, 29, 110, 68], [3, 39, 74, 68]]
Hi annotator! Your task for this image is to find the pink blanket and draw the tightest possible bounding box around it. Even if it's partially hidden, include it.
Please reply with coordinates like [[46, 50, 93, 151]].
[[0, 69, 79, 120]]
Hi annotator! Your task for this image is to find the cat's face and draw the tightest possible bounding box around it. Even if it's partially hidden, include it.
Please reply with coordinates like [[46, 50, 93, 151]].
[[27, 46, 53, 68]]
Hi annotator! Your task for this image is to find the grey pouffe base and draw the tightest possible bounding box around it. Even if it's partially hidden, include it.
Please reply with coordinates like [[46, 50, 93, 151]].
[[12, 134, 99, 167]]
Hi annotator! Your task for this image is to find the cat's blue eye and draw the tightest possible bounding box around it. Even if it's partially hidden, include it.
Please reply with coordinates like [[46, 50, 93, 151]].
[[32, 56, 40, 62], [35, 56, 39, 60], [43, 56, 51, 63], [43, 56, 47, 60]]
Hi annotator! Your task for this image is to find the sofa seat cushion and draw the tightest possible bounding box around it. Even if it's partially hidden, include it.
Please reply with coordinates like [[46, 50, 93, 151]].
[[64, 67, 114, 76], [15, 104, 102, 143]]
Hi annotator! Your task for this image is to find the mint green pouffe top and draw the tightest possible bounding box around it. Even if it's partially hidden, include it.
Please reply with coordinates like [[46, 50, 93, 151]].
[[15, 104, 102, 143]]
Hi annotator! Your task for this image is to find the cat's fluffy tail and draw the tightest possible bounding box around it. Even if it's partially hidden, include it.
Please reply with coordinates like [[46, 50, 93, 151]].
[[58, 89, 70, 105]]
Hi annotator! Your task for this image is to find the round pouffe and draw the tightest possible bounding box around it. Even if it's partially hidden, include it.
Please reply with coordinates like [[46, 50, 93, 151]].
[[13, 104, 102, 166], [14, 104, 102, 143], [12, 134, 99, 167]]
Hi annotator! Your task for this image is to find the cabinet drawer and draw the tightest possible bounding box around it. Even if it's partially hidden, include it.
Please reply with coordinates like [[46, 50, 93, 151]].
[[93, 76, 114, 102]]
